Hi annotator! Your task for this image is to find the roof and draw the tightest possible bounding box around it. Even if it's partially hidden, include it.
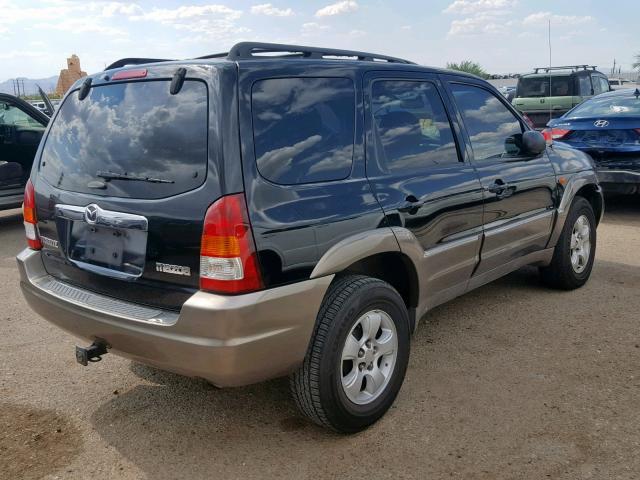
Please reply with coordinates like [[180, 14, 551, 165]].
[[102, 41, 485, 81], [105, 42, 416, 70], [521, 71, 581, 78]]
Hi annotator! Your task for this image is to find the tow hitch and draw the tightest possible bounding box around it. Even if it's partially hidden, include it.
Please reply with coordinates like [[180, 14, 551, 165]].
[[75, 341, 109, 366]]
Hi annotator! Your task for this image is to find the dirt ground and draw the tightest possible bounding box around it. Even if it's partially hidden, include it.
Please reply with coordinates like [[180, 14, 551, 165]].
[[1, 197, 639, 480]]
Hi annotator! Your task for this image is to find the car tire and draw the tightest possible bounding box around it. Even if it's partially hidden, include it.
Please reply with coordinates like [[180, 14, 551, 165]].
[[290, 274, 410, 433], [540, 196, 596, 290]]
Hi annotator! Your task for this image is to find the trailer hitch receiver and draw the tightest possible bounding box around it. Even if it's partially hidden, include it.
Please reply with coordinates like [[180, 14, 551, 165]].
[[75, 341, 109, 366]]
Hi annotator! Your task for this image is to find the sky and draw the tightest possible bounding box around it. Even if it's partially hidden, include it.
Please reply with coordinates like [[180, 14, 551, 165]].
[[1, 0, 638, 81]]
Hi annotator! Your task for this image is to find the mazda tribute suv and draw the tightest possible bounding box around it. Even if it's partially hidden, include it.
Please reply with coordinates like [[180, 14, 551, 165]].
[[18, 43, 603, 433]]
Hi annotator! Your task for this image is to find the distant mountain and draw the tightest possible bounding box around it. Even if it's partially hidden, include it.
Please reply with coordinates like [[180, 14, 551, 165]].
[[0, 76, 58, 96]]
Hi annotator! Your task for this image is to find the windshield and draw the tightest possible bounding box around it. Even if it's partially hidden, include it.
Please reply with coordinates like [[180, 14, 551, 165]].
[[39, 80, 208, 199], [568, 94, 640, 118], [516, 76, 574, 97]]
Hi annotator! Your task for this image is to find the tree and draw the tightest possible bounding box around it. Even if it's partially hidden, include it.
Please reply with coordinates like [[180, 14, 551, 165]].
[[633, 52, 640, 71], [446, 60, 490, 79]]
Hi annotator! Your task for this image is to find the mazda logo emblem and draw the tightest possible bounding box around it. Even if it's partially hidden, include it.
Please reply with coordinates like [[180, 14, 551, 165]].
[[84, 204, 99, 224], [594, 120, 609, 128]]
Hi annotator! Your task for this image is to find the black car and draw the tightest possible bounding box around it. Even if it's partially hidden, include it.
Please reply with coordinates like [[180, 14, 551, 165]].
[[17, 43, 602, 433], [544, 88, 640, 194], [0, 93, 49, 210]]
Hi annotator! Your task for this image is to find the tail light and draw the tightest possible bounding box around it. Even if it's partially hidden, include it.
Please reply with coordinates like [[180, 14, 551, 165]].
[[199, 194, 262, 294], [22, 179, 42, 250], [111, 69, 147, 81], [542, 128, 572, 142]]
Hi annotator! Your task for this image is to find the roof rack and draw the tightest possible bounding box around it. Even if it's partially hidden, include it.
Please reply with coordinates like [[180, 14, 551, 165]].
[[105, 42, 416, 71], [225, 42, 415, 64], [533, 65, 597, 73], [105, 57, 173, 70]]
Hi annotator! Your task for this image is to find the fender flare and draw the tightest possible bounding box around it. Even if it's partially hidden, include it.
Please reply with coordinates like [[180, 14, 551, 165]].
[[310, 228, 402, 279], [548, 170, 603, 247]]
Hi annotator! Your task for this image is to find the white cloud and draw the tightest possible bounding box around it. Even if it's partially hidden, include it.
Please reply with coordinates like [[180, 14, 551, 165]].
[[251, 3, 294, 17], [301, 22, 331, 36], [348, 29, 366, 38], [522, 12, 594, 27], [401, 25, 412, 31], [443, 0, 516, 15], [101, 2, 143, 17], [315, 1, 358, 17], [132, 4, 246, 38], [448, 15, 509, 35], [36, 17, 127, 36]]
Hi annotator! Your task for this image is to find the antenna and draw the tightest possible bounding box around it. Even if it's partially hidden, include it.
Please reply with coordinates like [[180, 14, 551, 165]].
[[548, 19, 553, 145]]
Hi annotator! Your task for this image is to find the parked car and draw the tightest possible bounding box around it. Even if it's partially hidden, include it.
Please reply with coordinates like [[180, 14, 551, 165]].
[[512, 65, 610, 128], [17, 42, 603, 433], [543, 88, 640, 195], [608, 78, 633, 90], [0, 93, 49, 210], [500, 85, 516, 102]]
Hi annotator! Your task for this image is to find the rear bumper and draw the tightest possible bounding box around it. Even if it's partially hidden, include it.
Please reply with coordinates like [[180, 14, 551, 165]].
[[17, 248, 332, 387], [597, 169, 640, 194]]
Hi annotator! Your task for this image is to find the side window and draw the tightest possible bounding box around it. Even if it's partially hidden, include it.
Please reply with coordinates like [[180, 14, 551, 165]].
[[0, 103, 44, 128], [251, 77, 355, 185], [592, 75, 604, 95], [577, 75, 592, 96], [599, 77, 610, 93], [450, 84, 524, 161], [371, 80, 459, 173]]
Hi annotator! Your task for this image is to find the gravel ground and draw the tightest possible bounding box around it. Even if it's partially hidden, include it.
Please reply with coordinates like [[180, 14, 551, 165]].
[[1, 197, 639, 480]]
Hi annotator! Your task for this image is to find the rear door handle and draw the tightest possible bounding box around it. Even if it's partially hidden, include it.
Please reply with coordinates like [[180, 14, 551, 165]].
[[398, 195, 425, 213]]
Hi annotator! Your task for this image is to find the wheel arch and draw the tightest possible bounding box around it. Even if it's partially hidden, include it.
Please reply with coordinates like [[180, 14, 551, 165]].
[[310, 229, 420, 331], [574, 183, 604, 226], [548, 171, 603, 247]]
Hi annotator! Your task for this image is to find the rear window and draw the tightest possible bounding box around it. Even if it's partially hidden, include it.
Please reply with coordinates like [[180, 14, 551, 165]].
[[516, 76, 574, 98], [40, 80, 208, 199], [568, 94, 640, 117], [251, 77, 355, 185]]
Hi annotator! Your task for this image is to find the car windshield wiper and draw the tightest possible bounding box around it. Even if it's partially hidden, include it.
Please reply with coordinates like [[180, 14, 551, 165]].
[[96, 170, 175, 184]]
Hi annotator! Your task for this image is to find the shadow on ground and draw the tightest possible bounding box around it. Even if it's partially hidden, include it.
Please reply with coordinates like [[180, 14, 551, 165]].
[[89, 258, 640, 479]]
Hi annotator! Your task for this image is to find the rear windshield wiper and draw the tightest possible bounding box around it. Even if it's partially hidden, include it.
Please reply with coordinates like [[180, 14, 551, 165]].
[[96, 170, 175, 184]]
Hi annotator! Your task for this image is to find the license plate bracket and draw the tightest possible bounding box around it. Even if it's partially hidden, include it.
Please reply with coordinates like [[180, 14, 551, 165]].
[[66, 221, 147, 278]]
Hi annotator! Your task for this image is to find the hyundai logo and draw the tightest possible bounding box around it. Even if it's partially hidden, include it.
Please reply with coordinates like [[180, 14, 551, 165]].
[[594, 120, 609, 128], [84, 204, 100, 224]]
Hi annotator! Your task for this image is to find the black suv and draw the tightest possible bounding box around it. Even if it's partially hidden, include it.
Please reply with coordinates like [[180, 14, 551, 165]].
[[18, 43, 603, 433]]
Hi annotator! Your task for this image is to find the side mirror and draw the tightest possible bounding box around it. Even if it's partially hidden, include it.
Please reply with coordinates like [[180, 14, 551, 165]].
[[522, 130, 546, 155]]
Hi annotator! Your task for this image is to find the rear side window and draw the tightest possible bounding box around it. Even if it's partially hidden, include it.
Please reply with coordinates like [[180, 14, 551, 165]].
[[251, 77, 355, 185], [371, 80, 459, 173], [40, 80, 208, 200], [577, 75, 592, 96], [598, 77, 610, 94], [592, 76, 605, 95], [451, 84, 524, 161], [516, 76, 574, 97]]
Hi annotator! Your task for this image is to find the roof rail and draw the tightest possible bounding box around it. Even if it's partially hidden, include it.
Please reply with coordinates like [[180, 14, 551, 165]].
[[104, 42, 416, 71], [533, 65, 597, 73], [195, 52, 229, 60], [105, 58, 173, 70], [226, 42, 416, 64]]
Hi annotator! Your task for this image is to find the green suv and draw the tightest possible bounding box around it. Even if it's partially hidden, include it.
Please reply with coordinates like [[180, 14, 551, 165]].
[[512, 65, 610, 128]]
